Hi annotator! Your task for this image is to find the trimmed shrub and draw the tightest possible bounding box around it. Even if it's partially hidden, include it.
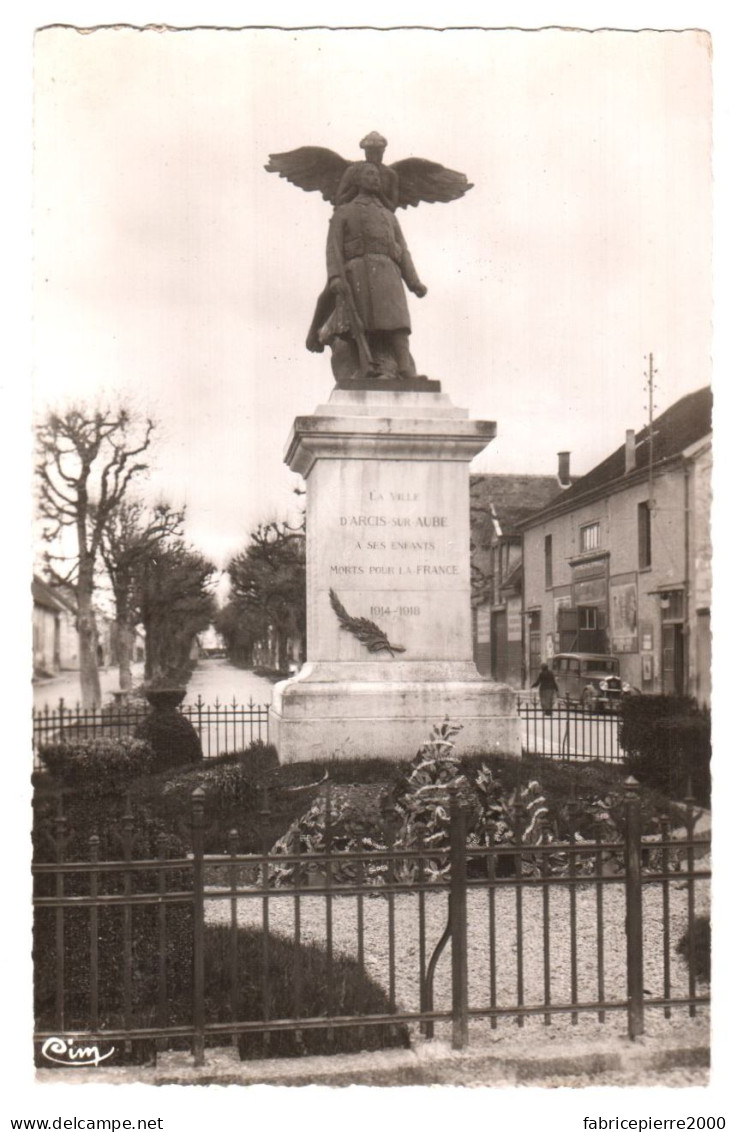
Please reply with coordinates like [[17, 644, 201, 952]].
[[195, 925, 410, 1059], [676, 916, 711, 983], [619, 695, 711, 806], [130, 739, 281, 853], [127, 742, 395, 855], [34, 911, 408, 1063], [134, 705, 203, 770], [38, 736, 153, 798], [34, 822, 192, 1066], [237, 739, 279, 777], [158, 761, 262, 846]]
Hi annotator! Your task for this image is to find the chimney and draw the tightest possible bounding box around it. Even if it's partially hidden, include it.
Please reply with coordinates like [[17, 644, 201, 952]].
[[625, 429, 636, 474], [557, 451, 571, 488]]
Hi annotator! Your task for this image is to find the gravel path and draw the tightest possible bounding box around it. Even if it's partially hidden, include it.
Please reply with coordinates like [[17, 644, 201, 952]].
[[205, 860, 711, 1050]]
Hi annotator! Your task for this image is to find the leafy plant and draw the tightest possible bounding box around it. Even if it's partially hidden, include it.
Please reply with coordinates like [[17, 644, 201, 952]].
[[386, 719, 469, 880], [270, 720, 605, 885], [271, 783, 388, 886]]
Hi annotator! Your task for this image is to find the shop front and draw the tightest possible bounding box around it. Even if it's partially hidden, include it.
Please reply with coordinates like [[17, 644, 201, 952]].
[[569, 556, 609, 653]]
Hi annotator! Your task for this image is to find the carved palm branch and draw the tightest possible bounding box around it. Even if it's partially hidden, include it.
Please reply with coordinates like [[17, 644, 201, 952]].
[[329, 588, 406, 657]]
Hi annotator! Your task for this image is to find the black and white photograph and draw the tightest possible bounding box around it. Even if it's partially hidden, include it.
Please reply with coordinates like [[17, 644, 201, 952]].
[[7, 4, 734, 1126]]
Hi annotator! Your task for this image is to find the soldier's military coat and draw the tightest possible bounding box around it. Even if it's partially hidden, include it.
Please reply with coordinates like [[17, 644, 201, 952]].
[[323, 194, 423, 339]]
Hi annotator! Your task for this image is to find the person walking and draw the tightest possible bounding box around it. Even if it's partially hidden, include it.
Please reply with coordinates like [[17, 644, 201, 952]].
[[532, 663, 558, 716]]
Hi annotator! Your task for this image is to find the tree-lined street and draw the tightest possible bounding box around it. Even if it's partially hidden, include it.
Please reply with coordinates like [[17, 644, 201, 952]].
[[33, 657, 273, 711]]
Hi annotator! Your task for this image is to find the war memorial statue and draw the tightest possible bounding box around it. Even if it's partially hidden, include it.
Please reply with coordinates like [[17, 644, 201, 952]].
[[266, 132, 473, 383], [265, 133, 519, 762]]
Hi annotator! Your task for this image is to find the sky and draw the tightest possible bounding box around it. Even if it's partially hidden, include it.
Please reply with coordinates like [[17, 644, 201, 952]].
[[33, 25, 713, 569]]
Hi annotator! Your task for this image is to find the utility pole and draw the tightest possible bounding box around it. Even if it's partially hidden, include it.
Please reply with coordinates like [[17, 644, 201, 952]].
[[644, 353, 658, 512]]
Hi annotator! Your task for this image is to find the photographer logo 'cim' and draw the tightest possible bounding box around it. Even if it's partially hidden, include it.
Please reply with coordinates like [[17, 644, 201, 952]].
[[41, 1037, 115, 1067]]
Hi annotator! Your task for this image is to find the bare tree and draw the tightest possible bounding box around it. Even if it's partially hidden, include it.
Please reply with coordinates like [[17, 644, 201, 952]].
[[98, 499, 185, 692], [36, 406, 154, 707]]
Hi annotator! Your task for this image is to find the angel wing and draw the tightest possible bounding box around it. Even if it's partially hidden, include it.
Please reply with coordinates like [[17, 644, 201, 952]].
[[390, 157, 474, 209], [264, 146, 349, 205]]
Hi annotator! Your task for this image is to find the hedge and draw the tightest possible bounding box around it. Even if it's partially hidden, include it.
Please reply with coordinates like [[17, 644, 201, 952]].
[[38, 736, 153, 798], [619, 695, 711, 807], [34, 912, 408, 1063]]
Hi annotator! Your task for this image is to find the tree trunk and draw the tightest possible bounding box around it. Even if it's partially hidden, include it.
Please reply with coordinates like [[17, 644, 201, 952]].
[[77, 569, 101, 708], [142, 614, 156, 684], [276, 627, 288, 674], [116, 619, 136, 692]]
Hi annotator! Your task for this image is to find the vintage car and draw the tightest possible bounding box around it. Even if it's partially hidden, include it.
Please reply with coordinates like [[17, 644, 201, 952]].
[[549, 652, 639, 712]]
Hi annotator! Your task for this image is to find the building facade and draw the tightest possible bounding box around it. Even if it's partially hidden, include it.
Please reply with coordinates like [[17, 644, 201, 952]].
[[519, 387, 712, 704], [470, 471, 568, 685], [32, 575, 79, 675]]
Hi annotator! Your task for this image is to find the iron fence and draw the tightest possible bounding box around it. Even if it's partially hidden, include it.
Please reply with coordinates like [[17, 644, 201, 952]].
[[518, 697, 625, 762], [33, 696, 270, 763], [32, 779, 710, 1067]]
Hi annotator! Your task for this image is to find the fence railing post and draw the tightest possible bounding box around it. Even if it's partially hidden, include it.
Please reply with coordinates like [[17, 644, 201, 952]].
[[684, 777, 697, 1017], [448, 784, 468, 1050], [54, 795, 67, 1033], [191, 786, 206, 1066], [624, 775, 644, 1039]]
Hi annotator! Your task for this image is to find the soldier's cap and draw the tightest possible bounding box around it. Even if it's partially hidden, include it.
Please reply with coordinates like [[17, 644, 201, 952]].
[[360, 131, 387, 150]]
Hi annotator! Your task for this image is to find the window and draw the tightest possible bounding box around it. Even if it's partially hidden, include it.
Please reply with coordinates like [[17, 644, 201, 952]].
[[638, 501, 652, 568], [580, 522, 600, 552], [660, 590, 684, 620], [584, 659, 617, 674], [577, 605, 607, 652], [544, 534, 553, 588]]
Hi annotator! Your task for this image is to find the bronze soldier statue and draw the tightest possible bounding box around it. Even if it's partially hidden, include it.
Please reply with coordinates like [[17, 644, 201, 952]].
[[265, 133, 472, 382], [309, 162, 427, 381], [335, 131, 399, 211]]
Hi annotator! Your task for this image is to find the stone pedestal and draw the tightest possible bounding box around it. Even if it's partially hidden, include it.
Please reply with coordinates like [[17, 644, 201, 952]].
[[270, 387, 521, 761]]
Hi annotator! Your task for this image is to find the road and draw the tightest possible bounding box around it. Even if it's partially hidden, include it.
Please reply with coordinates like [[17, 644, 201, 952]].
[[518, 701, 625, 762], [183, 658, 273, 705], [33, 657, 274, 711]]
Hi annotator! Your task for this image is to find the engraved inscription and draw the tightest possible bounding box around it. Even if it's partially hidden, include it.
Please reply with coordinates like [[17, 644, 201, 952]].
[[328, 488, 462, 613], [371, 605, 421, 617], [339, 515, 447, 527]]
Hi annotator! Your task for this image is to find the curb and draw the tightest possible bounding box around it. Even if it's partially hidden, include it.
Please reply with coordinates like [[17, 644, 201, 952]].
[[147, 1036, 709, 1088]]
